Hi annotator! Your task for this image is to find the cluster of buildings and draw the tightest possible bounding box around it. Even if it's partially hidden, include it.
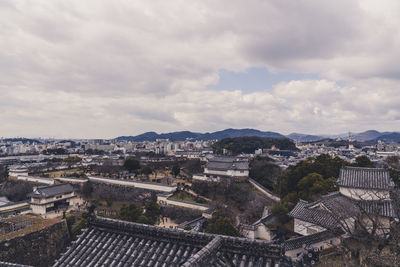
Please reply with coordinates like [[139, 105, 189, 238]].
[[238, 166, 399, 258], [1, 136, 399, 172], [0, 183, 81, 218], [0, 138, 213, 156], [193, 156, 249, 182], [287, 166, 398, 257]]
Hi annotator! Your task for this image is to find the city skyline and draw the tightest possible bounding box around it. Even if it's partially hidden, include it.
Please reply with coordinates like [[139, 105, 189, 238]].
[[1, 1, 400, 138]]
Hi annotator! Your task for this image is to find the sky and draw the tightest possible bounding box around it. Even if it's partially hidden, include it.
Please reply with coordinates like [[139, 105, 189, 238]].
[[1, 0, 400, 139]]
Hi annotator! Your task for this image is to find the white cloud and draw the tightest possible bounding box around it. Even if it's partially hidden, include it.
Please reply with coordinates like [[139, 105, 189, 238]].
[[0, 0, 399, 138]]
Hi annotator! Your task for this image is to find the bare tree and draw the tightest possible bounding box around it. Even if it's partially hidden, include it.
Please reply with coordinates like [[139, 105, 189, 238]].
[[303, 189, 400, 266]]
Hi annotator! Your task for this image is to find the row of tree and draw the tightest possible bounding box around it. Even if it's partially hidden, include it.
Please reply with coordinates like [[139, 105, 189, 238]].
[[119, 201, 161, 225], [123, 157, 181, 177], [212, 136, 298, 155], [271, 154, 377, 226]]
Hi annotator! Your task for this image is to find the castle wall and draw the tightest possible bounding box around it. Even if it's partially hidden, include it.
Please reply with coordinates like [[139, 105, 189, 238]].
[[0, 220, 70, 267]]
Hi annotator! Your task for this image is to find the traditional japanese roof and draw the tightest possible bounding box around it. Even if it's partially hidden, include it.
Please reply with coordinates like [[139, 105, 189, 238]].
[[288, 192, 359, 229], [206, 157, 249, 171], [357, 200, 398, 218], [29, 183, 74, 198], [0, 262, 32, 267], [336, 166, 395, 190], [54, 215, 292, 267], [285, 230, 342, 251]]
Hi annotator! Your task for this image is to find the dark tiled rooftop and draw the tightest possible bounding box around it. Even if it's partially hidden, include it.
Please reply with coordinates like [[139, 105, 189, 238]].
[[288, 192, 358, 229], [0, 262, 32, 267], [285, 230, 341, 251], [29, 183, 74, 198], [54, 216, 291, 267], [357, 200, 398, 218], [336, 166, 394, 190]]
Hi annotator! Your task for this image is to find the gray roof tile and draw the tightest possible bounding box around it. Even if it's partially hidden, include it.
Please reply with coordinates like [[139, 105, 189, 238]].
[[336, 166, 394, 190], [53, 216, 291, 267], [288, 192, 359, 229], [30, 183, 74, 198], [285, 230, 341, 251]]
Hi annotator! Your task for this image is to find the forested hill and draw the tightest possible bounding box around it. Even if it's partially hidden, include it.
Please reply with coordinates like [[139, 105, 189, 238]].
[[212, 136, 297, 155], [116, 128, 286, 142]]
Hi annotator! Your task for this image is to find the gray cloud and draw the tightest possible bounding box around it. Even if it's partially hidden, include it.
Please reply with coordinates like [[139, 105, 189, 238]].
[[0, 0, 399, 138]]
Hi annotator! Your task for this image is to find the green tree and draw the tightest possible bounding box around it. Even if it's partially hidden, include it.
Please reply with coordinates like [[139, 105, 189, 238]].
[[271, 203, 290, 224], [212, 136, 297, 155], [144, 201, 161, 224], [0, 165, 8, 183], [205, 216, 240, 237], [119, 203, 143, 222], [137, 215, 151, 224], [297, 173, 324, 200], [354, 155, 374, 168], [184, 225, 192, 231], [250, 156, 281, 190], [141, 166, 153, 176], [310, 177, 336, 197], [281, 192, 299, 211], [66, 215, 76, 235], [276, 154, 345, 197], [171, 165, 180, 177], [124, 158, 141, 172]]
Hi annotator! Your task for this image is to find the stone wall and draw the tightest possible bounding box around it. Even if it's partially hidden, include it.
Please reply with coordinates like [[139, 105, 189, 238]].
[[0, 220, 70, 267], [157, 194, 210, 211], [88, 176, 177, 192], [248, 178, 280, 202]]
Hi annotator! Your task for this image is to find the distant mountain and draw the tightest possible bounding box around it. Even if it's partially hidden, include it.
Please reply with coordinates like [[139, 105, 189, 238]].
[[286, 133, 325, 142], [2, 138, 42, 144], [352, 130, 389, 142], [372, 132, 400, 143], [116, 128, 286, 142], [117, 131, 202, 142], [116, 129, 400, 143], [199, 128, 286, 140]]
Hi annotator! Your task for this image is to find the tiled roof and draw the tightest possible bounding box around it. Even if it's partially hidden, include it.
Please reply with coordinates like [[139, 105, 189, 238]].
[[206, 160, 249, 171], [288, 192, 359, 229], [0, 262, 32, 267], [357, 200, 398, 218], [336, 166, 395, 190], [285, 230, 342, 251], [289, 190, 398, 231], [30, 183, 74, 198], [54, 216, 291, 267]]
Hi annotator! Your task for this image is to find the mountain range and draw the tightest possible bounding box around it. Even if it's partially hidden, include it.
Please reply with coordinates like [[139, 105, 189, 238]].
[[116, 129, 400, 143], [116, 128, 286, 142]]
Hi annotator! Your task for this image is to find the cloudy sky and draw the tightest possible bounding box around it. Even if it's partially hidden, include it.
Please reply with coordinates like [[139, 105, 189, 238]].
[[1, 0, 400, 138]]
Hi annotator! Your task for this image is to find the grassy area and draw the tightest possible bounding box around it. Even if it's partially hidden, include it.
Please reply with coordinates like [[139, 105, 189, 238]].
[[41, 168, 81, 178], [170, 191, 197, 203]]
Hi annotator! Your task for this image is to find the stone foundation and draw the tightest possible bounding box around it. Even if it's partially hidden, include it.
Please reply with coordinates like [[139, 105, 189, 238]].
[[0, 220, 70, 267]]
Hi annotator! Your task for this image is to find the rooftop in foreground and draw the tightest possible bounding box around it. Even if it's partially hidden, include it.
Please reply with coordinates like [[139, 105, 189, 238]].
[[54, 215, 293, 266]]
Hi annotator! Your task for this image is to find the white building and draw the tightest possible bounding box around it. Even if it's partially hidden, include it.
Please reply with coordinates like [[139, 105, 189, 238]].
[[193, 156, 249, 182], [286, 166, 398, 258], [29, 183, 78, 215]]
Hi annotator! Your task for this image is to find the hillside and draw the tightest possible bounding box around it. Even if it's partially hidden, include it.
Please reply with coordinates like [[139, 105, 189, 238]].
[[286, 133, 325, 142], [116, 128, 286, 142], [372, 132, 400, 143], [115, 129, 400, 143], [352, 130, 388, 141], [212, 136, 297, 155]]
